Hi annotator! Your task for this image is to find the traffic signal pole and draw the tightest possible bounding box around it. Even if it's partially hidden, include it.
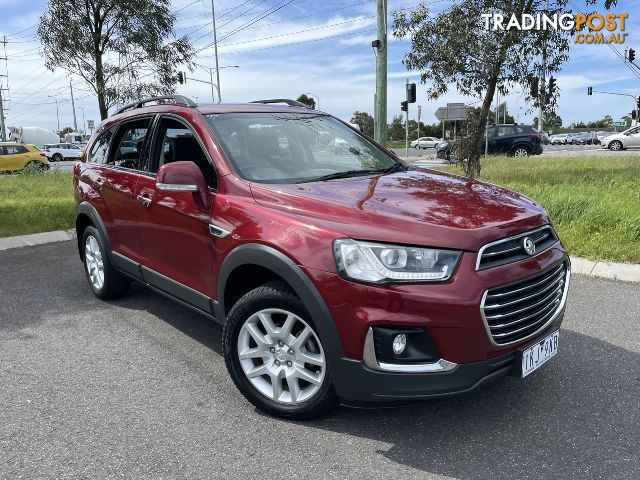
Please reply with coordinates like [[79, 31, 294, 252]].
[[374, 0, 387, 146], [587, 88, 639, 127]]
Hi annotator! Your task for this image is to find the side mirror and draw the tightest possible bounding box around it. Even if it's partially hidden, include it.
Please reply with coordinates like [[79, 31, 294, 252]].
[[156, 161, 209, 205]]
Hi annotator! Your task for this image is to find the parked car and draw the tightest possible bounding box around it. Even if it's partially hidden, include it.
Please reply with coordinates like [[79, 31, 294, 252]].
[[572, 132, 593, 145], [600, 125, 640, 151], [74, 96, 570, 419], [411, 136, 442, 149], [594, 131, 611, 145], [43, 143, 84, 162], [437, 124, 543, 159], [550, 134, 571, 145], [540, 132, 551, 145], [0, 142, 49, 172]]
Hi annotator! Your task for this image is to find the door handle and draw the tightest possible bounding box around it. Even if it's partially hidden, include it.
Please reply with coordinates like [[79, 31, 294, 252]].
[[137, 193, 152, 207]]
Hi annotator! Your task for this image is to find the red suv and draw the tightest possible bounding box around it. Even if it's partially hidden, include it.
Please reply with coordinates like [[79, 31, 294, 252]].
[[73, 95, 570, 419]]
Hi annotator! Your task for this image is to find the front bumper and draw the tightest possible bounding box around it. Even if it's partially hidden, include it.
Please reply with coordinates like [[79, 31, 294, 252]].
[[332, 310, 563, 403]]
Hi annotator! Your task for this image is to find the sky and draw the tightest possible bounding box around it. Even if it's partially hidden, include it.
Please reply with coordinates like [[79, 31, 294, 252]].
[[1, 0, 639, 133]]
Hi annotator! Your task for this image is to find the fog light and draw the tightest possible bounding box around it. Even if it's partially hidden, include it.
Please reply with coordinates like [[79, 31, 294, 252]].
[[392, 334, 407, 354]]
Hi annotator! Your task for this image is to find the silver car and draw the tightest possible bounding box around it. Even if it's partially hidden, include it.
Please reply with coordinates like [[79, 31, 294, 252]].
[[410, 136, 442, 149], [601, 126, 640, 151]]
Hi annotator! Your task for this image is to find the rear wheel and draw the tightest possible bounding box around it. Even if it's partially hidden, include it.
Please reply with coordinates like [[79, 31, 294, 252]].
[[609, 140, 623, 151], [512, 146, 530, 157], [52, 153, 63, 162], [223, 282, 339, 420], [82, 226, 130, 300]]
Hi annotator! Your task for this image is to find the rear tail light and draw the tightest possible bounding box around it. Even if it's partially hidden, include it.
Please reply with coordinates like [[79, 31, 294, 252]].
[[40, 153, 46, 157], [530, 134, 542, 141]]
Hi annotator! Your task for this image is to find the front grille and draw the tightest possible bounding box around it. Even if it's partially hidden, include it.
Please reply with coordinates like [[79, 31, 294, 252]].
[[477, 226, 558, 270], [481, 262, 568, 345]]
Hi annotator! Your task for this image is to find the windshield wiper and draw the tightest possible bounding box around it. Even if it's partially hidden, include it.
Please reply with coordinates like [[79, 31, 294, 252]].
[[311, 163, 407, 182]]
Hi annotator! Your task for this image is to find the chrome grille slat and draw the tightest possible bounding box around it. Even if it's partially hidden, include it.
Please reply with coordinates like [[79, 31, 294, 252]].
[[486, 264, 564, 299], [483, 272, 564, 309], [481, 262, 569, 345], [477, 226, 558, 270]]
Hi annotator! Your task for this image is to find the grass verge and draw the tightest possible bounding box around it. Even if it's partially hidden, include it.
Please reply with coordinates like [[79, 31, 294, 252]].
[[443, 155, 640, 263], [0, 172, 75, 238]]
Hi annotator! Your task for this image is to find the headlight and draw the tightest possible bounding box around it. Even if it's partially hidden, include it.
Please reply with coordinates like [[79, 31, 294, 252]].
[[333, 239, 461, 283]]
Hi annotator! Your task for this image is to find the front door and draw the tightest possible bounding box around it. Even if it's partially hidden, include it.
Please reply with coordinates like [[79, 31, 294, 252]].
[[625, 126, 640, 147], [135, 115, 218, 313]]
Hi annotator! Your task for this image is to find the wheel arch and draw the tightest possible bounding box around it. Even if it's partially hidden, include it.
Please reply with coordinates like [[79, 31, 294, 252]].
[[76, 202, 111, 261], [217, 243, 345, 362]]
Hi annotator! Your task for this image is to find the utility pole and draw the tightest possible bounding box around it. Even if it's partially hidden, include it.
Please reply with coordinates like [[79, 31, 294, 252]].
[[69, 79, 78, 132], [48, 95, 60, 133], [374, 0, 387, 146], [417, 105, 422, 142], [211, 0, 221, 102], [0, 85, 6, 142]]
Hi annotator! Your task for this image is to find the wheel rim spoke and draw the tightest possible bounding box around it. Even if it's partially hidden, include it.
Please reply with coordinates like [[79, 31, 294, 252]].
[[84, 235, 104, 289], [237, 308, 325, 405]]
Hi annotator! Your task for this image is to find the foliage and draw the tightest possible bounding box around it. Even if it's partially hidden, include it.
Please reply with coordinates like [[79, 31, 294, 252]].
[[38, 0, 194, 120], [296, 94, 316, 109], [585, 115, 614, 128], [443, 155, 640, 263], [350, 111, 374, 137], [393, 1, 574, 178], [534, 111, 563, 131]]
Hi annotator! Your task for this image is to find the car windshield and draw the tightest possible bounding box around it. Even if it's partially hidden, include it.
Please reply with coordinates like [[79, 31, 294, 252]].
[[205, 112, 400, 184]]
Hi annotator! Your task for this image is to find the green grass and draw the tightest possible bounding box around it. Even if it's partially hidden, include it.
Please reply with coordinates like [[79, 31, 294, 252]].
[[0, 172, 75, 238], [443, 156, 640, 263]]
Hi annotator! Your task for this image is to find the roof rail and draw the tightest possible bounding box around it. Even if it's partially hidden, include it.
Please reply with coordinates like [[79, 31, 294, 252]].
[[250, 99, 311, 109], [115, 95, 198, 115]]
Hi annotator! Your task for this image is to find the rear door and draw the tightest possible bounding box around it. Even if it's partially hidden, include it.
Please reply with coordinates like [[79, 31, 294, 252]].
[[134, 115, 218, 313], [494, 126, 516, 153], [80, 117, 154, 261]]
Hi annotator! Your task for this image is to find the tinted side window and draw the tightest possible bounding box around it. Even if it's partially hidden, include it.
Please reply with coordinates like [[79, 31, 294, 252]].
[[88, 128, 114, 164], [154, 118, 216, 188], [497, 126, 515, 137], [109, 119, 151, 170], [16, 146, 28, 154]]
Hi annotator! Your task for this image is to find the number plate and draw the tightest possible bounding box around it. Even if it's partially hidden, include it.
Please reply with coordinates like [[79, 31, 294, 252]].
[[520, 330, 559, 378]]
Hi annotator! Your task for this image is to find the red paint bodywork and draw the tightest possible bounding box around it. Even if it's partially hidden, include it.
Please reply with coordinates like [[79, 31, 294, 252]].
[[74, 103, 566, 367]]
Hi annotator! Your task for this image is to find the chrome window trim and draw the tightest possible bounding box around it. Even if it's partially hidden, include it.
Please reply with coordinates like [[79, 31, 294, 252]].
[[362, 327, 458, 373], [480, 260, 571, 347], [475, 225, 556, 270]]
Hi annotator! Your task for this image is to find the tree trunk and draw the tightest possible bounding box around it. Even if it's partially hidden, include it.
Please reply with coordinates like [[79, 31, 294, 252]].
[[95, 53, 108, 120], [465, 74, 499, 178]]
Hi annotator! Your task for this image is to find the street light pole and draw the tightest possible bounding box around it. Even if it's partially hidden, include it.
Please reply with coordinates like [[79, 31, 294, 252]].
[[211, 0, 221, 102], [78, 106, 86, 133]]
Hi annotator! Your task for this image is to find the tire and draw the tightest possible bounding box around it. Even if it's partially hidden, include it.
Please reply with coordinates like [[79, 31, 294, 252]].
[[52, 153, 63, 162], [609, 140, 623, 151], [81, 226, 130, 300], [512, 146, 530, 157], [223, 281, 339, 420]]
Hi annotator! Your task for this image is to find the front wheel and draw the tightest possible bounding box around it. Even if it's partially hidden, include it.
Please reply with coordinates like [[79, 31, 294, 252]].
[[609, 140, 623, 151], [223, 282, 339, 420]]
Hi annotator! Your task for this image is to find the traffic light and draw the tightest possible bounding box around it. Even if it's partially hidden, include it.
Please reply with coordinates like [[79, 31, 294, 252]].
[[401, 101, 408, 112], [531, 78, 539, 98], [632, 110, 637, 120], [177, 72, 185, 84], [587, 86, 593, 96], [406, 83, 417, 103], [548, 76, 557, 95], [628, 48, 636, 63]]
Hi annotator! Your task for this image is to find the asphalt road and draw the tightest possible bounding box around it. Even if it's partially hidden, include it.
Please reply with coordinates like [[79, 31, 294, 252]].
[[1, 242, 639, 479]]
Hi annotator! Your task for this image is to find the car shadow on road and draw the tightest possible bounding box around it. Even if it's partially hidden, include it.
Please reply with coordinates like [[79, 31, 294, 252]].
[[117, 284, 639, 479]]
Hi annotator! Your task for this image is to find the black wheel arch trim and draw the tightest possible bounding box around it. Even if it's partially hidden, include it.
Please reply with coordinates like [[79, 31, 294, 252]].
[[217, 243, 346, 364], [76, 201, 111, 260]]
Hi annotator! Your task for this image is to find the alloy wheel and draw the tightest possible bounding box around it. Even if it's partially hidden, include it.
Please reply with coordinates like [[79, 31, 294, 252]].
[[513, 148, 529, 157], [84, 235, 104, 289], [237, 308, 326, 404], [609, 141, 623, 151]]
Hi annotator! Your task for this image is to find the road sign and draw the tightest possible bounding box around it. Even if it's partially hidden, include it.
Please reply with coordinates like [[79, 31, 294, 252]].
[[611, 121, 627, 127], [435, 103, 468, 121], [87, 120, 95, 129]]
